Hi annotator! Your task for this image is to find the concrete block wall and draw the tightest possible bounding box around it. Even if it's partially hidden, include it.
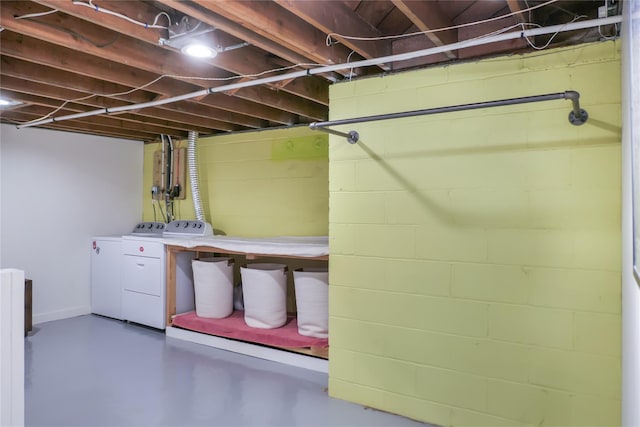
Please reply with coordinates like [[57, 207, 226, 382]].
[[143, 126, 328, 237], [328, 41, 622, 426]]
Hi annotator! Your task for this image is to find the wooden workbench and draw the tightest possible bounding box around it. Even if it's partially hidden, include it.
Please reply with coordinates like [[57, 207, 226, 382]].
[[165, 243, 329, 358]]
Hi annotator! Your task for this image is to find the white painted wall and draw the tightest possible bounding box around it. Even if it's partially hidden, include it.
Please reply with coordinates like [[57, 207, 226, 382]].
[[622, 1, 640, 425], [0, 125, 143, 324]]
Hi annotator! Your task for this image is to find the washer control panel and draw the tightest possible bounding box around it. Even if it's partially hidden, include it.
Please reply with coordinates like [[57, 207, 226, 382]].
[[163, 220, 213, 237], [130, 222, 166, 235]]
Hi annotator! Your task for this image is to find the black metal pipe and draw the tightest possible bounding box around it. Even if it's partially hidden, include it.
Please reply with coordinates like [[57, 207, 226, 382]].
[[308, 123, 359, 144], [564, 90, 589, 125], [564, 90, 581, 115], [310, 90, 588, 144]]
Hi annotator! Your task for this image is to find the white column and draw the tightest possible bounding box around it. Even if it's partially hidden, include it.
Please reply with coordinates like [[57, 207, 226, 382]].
[[622, 0, 640, 425], [0, 269, 25, 427]]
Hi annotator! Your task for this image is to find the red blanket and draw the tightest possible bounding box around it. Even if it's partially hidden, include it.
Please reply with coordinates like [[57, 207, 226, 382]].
[[171, 311, 329, 349]]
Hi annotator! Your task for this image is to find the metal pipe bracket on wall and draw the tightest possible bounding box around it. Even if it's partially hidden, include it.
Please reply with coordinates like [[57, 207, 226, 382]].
[[310, 90, 588, 144]]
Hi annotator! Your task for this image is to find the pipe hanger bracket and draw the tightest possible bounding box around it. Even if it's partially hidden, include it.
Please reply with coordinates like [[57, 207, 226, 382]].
[[569, 108, 589, 125]]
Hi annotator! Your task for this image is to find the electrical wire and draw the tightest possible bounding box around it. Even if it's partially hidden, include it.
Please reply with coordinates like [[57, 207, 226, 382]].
[[19, 61, 326, 126], [152, 198, 157, 222], [175, 139, 183, 221], [71, 0, 168, 29], [598, 23, 619, 41], [167, 21, 204, 40], [523, 0, 533, 23], [156, 199, 166, 224], [12, 0, 327, 127], [16, 13, 619, 131], [13, 5, 120, 48], [152, 12, 171, 28], [522, 15, 587, 50], [27, 94, 101, 127], [14, 9, 58, 19], [16, 1, 599, 128], [325, 0, 559, 45], [169, 198, 175, 222], [346, 50, 356, 82]]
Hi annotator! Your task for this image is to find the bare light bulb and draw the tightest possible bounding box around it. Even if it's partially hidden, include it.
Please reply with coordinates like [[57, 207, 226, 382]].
[[181, 43, 217, 58], [0, 98, 20, 108]]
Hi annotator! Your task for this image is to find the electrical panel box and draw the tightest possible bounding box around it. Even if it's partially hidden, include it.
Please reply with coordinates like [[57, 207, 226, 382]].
[[152, 147, 186, 200]]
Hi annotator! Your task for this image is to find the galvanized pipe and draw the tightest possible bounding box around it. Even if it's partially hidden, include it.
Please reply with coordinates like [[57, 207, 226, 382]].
[[564, 90, 589, 125], [14, 16, 619, 130], [310, 90, 588, 144]]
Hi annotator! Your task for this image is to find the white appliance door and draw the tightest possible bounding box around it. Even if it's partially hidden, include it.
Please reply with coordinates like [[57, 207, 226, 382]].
[[121, 291, 164, 329], [122, 255, 163, 296], [90, 239, 122, 319]]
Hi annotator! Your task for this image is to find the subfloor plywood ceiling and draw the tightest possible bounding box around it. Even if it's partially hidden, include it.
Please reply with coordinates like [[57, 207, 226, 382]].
[[0, 0, 620, 142]]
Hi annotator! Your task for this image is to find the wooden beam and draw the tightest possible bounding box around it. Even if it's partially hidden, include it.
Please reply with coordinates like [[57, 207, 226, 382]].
[[0, 30, 267, 128], [0, 56, 155, 104], [156, 0, 349, 80], [390, 0, 457, 60], [457, 17, 527, 60], [274, 0, 392, 68], [0, 90, 194, 136], [13, 119, 158, 141], [217, 40, 329, 105], [33, 0, 168, 44], [0, 57, 242, 132], [236, 85, 326, 121], [195, 0, 361, 68], [1, 78, 225, 134], [2, 108, 180, 140], [505, 0, 527, 23], [390, 35, 451, 70], [0, 2, 298, 124], [35, 0, 329, 107]]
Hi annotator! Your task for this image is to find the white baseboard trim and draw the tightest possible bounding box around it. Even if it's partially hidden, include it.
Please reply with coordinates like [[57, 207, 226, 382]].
[[33, 306, 91, 325], [165, 326, 329, 374]]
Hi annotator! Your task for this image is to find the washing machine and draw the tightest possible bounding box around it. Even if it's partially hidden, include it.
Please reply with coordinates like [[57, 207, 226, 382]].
[[121, 220, 212, 330], [90, 222, 167, 320]]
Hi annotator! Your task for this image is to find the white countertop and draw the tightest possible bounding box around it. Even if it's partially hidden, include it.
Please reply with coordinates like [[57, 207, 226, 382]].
[[162, 235, 329, 258]]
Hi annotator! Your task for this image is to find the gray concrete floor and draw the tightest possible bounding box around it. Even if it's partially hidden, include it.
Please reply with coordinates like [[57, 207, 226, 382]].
[[25, 315, 427, 426]]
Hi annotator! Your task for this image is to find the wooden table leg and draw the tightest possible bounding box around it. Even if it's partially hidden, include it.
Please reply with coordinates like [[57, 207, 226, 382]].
[[24, 279, 32, 336], [166, 246, 177, 327]]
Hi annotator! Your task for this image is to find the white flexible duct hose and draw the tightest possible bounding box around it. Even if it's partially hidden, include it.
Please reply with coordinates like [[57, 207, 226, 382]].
[[187, 130, 205, 222]]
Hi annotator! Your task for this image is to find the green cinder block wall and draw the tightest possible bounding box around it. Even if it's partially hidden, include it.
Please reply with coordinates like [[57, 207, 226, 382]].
[[328, 41, 622, 426], [142, 126, 329, 237]]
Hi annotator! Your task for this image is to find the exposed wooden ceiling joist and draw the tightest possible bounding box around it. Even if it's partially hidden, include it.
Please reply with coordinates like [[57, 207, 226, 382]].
[[34, 0, 330, 108], [0, 2, 306, 124], [0, 0, 609, 141], [390, 0, 458, 59], [274, 0, 392, 70]]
